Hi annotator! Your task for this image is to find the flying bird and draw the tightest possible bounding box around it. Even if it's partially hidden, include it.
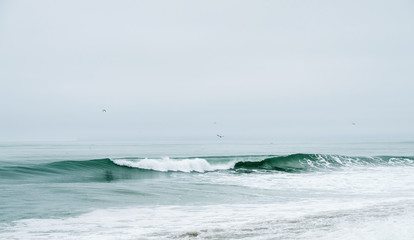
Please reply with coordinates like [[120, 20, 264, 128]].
[[217, 134, 224, 138], [102, 109, 107, 112]]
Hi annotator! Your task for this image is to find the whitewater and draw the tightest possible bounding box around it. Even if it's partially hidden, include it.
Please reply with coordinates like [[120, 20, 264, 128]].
[[1, 141, 414, 239]]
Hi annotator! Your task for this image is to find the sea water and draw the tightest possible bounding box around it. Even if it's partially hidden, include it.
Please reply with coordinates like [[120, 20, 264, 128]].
[[1, 140, 414, 239]]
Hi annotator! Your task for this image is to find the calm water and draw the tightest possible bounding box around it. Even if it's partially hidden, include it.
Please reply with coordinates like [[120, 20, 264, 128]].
[[1, 140, 414, 239]]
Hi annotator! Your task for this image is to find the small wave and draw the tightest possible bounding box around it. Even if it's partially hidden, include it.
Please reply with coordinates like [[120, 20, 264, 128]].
[[0, 158, 153, 182], [112, 157, 233, 173]]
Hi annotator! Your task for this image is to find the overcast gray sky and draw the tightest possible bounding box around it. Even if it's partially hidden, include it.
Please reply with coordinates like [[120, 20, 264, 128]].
[[1, 0, 413, 141]]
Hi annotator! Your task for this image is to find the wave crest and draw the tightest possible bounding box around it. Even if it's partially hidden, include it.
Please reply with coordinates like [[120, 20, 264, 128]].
[[112, 157, 232, 173], [233, 154, 414, 172]]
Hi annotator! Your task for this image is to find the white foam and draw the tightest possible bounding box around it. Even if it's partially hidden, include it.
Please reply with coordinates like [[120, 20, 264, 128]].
[[112, 157, 233, 172], [2, 199, 414, 240]]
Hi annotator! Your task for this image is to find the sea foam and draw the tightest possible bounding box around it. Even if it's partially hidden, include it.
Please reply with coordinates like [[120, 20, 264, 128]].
[[112, 157, 233, 172]]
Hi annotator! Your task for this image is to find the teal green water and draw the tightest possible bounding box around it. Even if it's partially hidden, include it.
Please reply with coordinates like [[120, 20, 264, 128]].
[[1, 141, 414, 239]]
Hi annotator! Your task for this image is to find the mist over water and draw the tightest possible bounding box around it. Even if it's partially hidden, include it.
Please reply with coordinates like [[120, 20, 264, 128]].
[[1, 0, 414, 142]]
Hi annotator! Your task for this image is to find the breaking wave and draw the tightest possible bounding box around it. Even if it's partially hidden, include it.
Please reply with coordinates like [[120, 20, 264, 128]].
[[234, 154, 414, 172], [1, 154, 414, 183], [112, 157, 233, 173]]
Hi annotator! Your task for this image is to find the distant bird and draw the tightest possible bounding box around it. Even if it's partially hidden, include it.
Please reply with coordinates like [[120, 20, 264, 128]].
[[217, 134, 224, 138], [102, 109, 107, 112], [352, 122, 356, 125]]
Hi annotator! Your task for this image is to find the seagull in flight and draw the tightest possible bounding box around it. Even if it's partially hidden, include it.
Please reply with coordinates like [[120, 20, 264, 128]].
[[217, 134, 224, 138], [102, 109, 107, 112]]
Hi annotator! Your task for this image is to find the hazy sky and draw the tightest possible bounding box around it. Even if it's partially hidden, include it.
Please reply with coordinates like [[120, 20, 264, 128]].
[[1, 0, 413, 141]]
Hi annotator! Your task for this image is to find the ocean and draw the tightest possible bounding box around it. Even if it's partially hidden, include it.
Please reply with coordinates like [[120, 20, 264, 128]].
[[1, 140, 414, 239]]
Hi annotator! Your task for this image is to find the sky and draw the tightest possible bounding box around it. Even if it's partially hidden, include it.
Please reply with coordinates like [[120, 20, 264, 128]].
[[0, 0, 413, 142]]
